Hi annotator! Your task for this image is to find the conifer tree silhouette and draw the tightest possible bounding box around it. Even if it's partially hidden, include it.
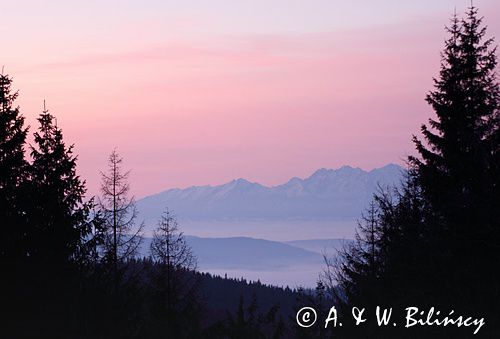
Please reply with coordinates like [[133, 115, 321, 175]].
[[0, 70, 28, 263], [98, 150, 143, 268], [28, 102, 92, 265], [410, 5, 499, 312], [330, 6, 499, 336]]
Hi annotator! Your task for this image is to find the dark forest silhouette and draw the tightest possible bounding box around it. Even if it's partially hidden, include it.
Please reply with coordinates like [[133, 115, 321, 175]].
[[321, 6, 499, 338], [0, 69, 297, 338], [1, 5, 499, 338]]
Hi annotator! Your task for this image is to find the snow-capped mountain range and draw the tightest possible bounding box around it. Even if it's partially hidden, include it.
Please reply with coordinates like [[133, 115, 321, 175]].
[[137, 164, 404, 223]]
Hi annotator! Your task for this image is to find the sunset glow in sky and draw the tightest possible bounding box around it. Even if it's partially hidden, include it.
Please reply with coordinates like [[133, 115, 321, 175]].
[[4, 0, 500, 197]]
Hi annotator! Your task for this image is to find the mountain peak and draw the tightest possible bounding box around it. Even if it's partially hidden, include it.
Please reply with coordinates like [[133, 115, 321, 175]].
[[375, 163, 402, 171], [309, 165, 364, 181], [310, 167, 332, 177], [232, 178, 250, 184], [217, 177, 263, 194]]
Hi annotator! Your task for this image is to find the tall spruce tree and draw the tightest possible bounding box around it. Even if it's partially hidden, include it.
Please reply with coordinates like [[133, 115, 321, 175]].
[[410, 6, 499, 307], [0, 71, 28, 263], [28, 103, 92, 265], [330, 7, 499, 336]]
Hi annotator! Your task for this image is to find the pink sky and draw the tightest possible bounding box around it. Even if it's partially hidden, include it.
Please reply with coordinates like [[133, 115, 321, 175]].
[[3, 1, 500, 197]]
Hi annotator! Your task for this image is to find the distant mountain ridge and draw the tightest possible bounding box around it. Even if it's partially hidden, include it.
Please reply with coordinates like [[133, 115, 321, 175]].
[[139, 236, 323, 269], [137, 164, 404, 222], [139, 236, 344, 287]]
